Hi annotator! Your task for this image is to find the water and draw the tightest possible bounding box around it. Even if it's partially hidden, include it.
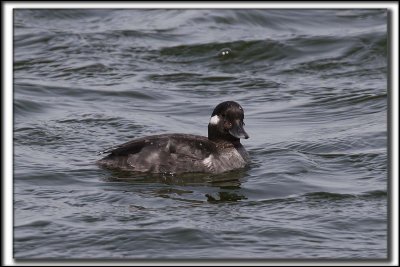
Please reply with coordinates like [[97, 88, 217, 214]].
[[13, 9, 388, 259]]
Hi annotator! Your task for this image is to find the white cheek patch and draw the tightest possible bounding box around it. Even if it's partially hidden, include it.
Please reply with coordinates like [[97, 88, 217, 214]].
[[209, 115, 220, 125]]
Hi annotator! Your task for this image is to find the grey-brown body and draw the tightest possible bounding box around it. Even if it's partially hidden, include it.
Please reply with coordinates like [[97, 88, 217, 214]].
[[97, 133, 249, 174], [97, 101, 250, 174]]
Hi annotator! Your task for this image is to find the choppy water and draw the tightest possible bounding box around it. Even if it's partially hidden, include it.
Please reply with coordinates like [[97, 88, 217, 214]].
[[13, 9, 388, 259]]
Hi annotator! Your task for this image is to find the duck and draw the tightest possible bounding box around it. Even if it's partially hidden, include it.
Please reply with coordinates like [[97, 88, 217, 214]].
[[96, 101, 250, 174]]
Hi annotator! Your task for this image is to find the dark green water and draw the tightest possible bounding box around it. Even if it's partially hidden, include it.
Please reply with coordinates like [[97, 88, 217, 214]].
[[13, 9, 387, 259]]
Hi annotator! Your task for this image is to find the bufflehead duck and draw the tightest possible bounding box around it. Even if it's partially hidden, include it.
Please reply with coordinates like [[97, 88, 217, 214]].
[[97, 101, 249, 174]]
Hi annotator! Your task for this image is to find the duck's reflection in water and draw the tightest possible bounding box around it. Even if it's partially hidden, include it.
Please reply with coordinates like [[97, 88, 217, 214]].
[[102, 168, 248, 202]]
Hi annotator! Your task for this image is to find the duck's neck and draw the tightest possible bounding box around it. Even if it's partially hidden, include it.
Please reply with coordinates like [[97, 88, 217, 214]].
[[208, 124, 241, 147]]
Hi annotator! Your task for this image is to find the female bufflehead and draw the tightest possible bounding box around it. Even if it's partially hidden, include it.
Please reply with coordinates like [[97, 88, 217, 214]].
[[97, 101, 249, 174]]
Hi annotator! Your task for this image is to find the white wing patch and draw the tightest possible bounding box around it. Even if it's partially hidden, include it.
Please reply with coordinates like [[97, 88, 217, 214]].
[[202, 154, 214, 168], [209, 115, 220, 125]]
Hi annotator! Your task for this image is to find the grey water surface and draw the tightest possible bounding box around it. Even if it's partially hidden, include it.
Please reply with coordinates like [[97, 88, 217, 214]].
[[13, 9, 388, 259]]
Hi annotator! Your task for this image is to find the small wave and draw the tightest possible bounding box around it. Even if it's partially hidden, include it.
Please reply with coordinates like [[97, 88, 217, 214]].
[[112, 29, 184, 42], [14, 125, 64, 146], [14, 31, 55, 48], [335, 9, 386, 18], [281, 30, 386, 76], [158, 39, 299, 64], [273, 91, 387, 123], [306, 92, 387, 108], [253, 189, 387, 206], [148, 72, 203, 83], [18, 9, 110, 20], [62, 62, 113, 73], [304, 191, 356, 200], [360, 190, 387, 198], [14, 82, 158, 101], [15, 219, 52, 228], [302, 190, 387, 201], [157, 29, 386, 69], [14, 98, 47, 115], [285, 136, 386, 156], [55, 114, 145, 131], [148, 72, 239, 88]]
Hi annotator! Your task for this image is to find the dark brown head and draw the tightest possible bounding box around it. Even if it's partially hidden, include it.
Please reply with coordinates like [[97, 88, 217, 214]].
[[208, 101, 249, 143]]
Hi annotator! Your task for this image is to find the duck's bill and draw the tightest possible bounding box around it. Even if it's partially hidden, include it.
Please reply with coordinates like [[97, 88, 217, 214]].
[[229, 121, 249, 139]]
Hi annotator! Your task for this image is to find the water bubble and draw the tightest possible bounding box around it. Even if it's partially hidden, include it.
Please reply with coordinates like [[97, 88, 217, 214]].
[[217, 48, 233, 58]]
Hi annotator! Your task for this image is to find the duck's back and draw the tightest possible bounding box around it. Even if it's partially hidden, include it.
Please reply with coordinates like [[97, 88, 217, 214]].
[[97, 134, 219, 174]]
